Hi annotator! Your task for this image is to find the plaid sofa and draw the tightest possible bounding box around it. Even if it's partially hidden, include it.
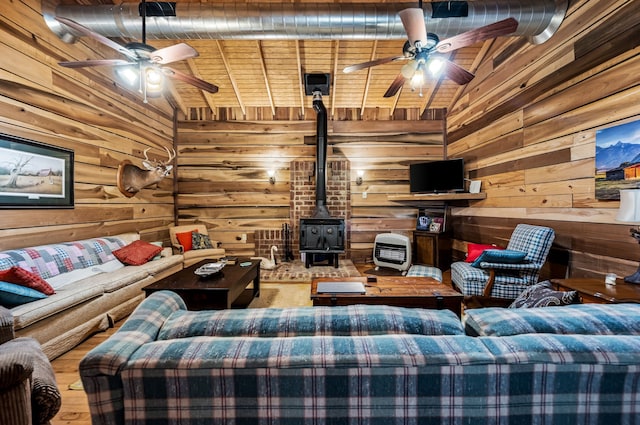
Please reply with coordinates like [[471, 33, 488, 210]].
[[465, 302, 640, 336], [81, 291, 640, 425]]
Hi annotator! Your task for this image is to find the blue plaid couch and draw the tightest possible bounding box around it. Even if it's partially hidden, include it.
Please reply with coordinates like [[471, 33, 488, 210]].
[[80, 291, 640, 425]]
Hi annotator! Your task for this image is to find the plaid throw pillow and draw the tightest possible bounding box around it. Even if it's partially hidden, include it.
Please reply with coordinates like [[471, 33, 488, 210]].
[[192, 232, 214, 250]]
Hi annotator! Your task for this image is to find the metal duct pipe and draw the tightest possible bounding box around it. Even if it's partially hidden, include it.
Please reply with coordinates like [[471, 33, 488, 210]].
[[42, 0, 566, 45]]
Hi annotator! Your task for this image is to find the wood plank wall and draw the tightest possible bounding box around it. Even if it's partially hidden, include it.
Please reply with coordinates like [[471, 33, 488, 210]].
[[446, 0, 640, 280], [0, 1, 176, 251], [175, 115, 446, 262], [3, 0, 637, 285]]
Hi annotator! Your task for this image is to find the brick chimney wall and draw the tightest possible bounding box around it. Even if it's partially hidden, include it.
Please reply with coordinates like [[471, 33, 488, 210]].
[[254, 159, 351, 261], [290, 159, 351, 259]]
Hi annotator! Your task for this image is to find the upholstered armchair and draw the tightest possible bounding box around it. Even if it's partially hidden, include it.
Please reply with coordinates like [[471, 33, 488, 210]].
[[450, 224, 555, 300], [0, 306, 61, 425], [169, 224, 225, 267]]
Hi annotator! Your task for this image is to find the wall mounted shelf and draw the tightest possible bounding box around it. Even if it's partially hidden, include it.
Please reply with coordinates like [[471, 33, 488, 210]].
[[388, 192, 486, 206]]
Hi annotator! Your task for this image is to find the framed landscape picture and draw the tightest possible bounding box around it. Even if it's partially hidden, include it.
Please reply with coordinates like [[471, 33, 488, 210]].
[[595, 119, 640, 200], [0, 134, 74, 208]]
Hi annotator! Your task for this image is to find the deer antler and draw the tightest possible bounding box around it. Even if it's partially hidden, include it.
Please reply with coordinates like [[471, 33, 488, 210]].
[[164, 146, 176, 163]]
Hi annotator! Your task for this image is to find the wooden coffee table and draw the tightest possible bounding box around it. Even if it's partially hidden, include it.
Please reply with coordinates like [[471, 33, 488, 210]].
[[311, 276, 463, 316], [143, 259, 260, 310]]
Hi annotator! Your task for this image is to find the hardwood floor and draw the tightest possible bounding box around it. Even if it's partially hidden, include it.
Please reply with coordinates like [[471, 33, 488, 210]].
[[50, 324, 119, 425], [49, 261, 448, 424]]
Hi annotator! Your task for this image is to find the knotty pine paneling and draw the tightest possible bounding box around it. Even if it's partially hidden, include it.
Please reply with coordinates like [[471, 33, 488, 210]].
[[0, 1, 175, 251], [177, 118, 444, 259], [447, 0, 640, 279]]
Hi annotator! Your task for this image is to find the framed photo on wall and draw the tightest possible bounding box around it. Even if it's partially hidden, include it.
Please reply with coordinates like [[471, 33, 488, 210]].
[[0, 133, 74, 208], [595, 119, 640, 200]]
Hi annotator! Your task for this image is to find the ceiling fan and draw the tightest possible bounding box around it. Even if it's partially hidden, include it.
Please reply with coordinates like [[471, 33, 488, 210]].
[[54, 2, 218, 101], [343, 8, 518, 97]]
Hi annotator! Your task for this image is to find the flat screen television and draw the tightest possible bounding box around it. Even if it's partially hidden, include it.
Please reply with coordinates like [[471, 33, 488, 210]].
[[409, 158, 465, 193]]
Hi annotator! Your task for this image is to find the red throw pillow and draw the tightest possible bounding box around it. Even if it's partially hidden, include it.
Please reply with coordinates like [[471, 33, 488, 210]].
[[465, 243, 503, 263], [0, 266, 55, 295], [175, 230, 196, 252], [113, 240, 163, 266]]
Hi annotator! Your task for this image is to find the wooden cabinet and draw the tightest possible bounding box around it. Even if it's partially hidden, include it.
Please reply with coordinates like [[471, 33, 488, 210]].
[[413, 231, 452, 270]]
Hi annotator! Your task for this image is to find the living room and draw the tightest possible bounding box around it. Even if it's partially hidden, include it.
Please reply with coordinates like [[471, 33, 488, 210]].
[[1, 0, 639, 423], [2, 0, 638, 282]]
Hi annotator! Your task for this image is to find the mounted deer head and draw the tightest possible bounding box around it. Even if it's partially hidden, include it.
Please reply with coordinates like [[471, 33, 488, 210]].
[[116, 147, 176, 197]]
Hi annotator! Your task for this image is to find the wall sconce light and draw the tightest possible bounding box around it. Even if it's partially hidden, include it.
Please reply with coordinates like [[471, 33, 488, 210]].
[[267, 169, 276, 184], [356, 170, 364, 186], [616, 189, 640, 284]]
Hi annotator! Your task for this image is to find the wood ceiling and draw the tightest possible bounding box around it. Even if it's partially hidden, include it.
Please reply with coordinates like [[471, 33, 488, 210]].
[[59, 0, 506, 120]]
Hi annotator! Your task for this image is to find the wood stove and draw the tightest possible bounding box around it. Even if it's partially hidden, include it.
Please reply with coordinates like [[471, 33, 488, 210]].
[[300, 218, 345, 268], [299, 90, 345, 268]]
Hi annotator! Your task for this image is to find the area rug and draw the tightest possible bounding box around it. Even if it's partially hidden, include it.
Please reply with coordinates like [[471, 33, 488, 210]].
[[247, 283, 312, 308], [260, 259, 360, 283]]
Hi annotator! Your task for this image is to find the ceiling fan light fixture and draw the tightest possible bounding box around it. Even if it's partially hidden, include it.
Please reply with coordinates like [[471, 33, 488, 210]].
[[401, 61, 419, 79], [428, 57, 445, 76], [114, 65, 139, 87], [410, 66, 424, 89], [145, 67, 164, 91]]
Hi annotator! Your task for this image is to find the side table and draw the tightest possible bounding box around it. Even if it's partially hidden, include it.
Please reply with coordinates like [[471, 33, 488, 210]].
[[550, 278, 640, 304]]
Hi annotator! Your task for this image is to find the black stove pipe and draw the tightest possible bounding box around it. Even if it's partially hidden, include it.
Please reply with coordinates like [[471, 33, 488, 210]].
[[312, 91, 330, 218]]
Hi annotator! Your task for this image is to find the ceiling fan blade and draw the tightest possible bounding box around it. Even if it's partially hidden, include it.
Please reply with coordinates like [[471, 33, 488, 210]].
[[55, 17, 138, 61], [151, 43, 199, 65], [343, 56, 406, 73], [436, 18, 519, 53], [383, 73, 406, 98], [398, 8, 427, 48], [58, 59, 131, 68], [442, 59, 475, 85], [162, 67, 219, 93]]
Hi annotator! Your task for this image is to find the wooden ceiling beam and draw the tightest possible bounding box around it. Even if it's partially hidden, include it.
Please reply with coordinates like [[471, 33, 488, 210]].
[[165, 78, 188, 118], [388, 77, 402, 117], [360, 40, 377, 117], [447, 40, 495, 113], [215, 40, 246, 117], [331, 40, 340, 119], [186, 57, 217, 118], [257, 41, 276, 118]]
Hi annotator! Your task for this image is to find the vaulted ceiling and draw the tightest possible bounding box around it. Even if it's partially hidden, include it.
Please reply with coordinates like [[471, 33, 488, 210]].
[[49, 0, 565, 120]]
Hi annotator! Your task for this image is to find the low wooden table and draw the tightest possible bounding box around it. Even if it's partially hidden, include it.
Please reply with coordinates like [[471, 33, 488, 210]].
[[143, 259, 260, 310], [550, 278, 640, 304], [311, 276, 463, 316]]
